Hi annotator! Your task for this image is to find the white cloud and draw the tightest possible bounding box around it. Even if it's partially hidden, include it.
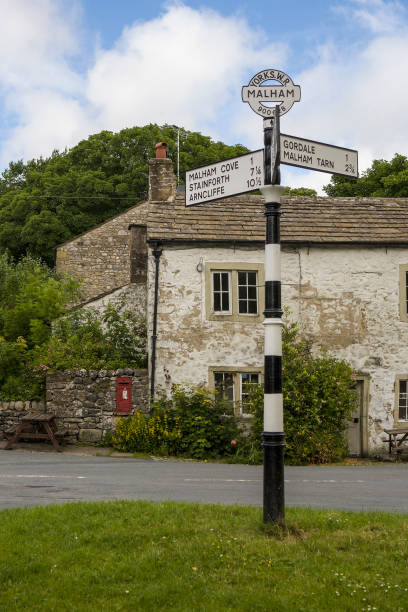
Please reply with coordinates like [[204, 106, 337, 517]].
[[86, 4, 285, 132], [276, 0, 408, 191], [0, 0, 81, 92], [0, 1, 286, 166], [3, 90, 93, 163], [0, 0, 88, 166], [0, 0, 407, 197], [336, 0, 406, 34]]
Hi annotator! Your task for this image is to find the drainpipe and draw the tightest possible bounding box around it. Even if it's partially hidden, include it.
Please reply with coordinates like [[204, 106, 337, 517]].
[[150, 241, 162, 402]]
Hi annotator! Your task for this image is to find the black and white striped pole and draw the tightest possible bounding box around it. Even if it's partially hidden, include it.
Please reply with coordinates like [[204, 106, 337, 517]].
[[260, 106, 286, 524]]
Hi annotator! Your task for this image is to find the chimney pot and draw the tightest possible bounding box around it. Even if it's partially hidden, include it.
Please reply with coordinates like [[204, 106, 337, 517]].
[[155, 142, 168, 158]]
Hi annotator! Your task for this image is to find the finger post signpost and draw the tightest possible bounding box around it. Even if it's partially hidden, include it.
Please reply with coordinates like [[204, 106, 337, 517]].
[[186, 69, 358, 524]]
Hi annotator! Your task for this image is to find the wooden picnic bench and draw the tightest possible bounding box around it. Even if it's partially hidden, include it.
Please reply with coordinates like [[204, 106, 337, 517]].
[[5, 413, 66, 452], [383, 427, 408, 455]]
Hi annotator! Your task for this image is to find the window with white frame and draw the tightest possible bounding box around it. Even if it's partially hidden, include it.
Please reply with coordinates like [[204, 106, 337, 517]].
[[398, 380, 408, 420], [212, 271, 231, 313], [398, 264, 408, 322], [240, 372, 260, 412], [206, 263, 264, 322], [238, 271, 258, 314], [405, 272, 408, 314], [214, 371, 234, 411], [212, 369, 261, 416]]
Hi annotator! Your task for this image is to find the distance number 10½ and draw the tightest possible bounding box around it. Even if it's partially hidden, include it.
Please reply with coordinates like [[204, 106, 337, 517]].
[[247, 157, 262, 188]]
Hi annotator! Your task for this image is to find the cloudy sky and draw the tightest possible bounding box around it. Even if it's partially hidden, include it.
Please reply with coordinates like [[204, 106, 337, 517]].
[[0, 0, 407, 192]]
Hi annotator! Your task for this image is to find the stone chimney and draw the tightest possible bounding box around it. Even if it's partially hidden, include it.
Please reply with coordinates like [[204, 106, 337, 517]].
[[148, 142, 177, 202]]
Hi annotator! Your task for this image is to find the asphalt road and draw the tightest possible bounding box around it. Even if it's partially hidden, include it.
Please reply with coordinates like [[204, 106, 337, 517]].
[[1, 449, 407, 513]]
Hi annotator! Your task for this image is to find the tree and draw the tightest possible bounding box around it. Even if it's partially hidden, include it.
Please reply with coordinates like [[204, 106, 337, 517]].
[[0, 125, 249, 265], [283, 187, 317, 196], [323, 153, 408, 197], [0, 254, 79, 399]]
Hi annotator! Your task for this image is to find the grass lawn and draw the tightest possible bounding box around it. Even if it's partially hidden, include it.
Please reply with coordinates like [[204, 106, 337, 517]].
[[1, 501, 408, 611]]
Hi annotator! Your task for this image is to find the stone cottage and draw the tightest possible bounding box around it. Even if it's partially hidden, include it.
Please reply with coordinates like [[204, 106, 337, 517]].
[[56, 146, 408, 455]]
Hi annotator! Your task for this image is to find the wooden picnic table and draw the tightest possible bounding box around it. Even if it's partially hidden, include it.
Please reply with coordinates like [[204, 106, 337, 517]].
[[5, 413, 62, 451], [383, 427, 408, 455]]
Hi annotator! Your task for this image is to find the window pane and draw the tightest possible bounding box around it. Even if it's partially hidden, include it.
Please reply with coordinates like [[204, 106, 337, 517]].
[[247, 272, 257, 285], [214, 372, 234, 411], [248, 286, 257, 300], [237, 270, 258, 315], [239, 286, 247, 299], [406, 272, 408, 313], [222, 292, 229, 311], [224, 374, 234, 402], [221, 273, 229, 291], [399, 380, 408, 420], [241, 372, 260, 413], [239, 300, 248, 314], [238, 272, 246, 285], [248, 300, 257, 314], [212, 271, 230, 313]]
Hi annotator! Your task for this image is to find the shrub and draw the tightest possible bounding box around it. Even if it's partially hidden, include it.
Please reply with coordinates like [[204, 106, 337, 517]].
[[113, 410, 182, 456], [32, 300, 147, 373], [243, 321, 358, 464], [113, 385, 241, 460]]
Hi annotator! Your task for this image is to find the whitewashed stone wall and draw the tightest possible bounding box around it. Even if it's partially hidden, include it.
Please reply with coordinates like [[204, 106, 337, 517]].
[[148, 245, 264, 393], [83, 283, 146, 320], [149, 243, 408, 453], [283, 244, 408, 451]]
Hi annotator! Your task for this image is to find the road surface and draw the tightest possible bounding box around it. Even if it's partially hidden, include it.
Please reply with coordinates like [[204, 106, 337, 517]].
[[0, 449, 407, 513]]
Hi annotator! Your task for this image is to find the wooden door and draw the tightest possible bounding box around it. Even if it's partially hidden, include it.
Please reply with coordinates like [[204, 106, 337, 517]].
[[347, 380, 363, 456]]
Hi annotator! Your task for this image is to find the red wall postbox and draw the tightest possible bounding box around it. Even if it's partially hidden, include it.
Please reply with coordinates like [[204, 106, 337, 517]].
[[116, 377, 132, 415]]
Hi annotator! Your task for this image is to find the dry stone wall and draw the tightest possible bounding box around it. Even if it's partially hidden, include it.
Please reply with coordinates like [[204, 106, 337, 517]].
[[46, 369, 148, 443], [0, 400, 45, 440]]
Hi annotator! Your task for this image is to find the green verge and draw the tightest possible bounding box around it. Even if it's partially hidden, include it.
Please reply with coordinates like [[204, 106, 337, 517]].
[[1, 501, 407, 611]]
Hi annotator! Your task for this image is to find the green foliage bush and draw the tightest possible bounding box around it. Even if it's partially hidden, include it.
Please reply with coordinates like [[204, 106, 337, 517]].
[[33, 301, 147, 372], [113, 385, 240, 460], [0, 254, 79, 399], [0, 254, 147, 400], [243, 320, 358, 464]]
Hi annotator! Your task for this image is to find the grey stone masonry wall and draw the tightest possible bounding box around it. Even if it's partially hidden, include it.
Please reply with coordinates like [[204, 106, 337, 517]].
[[46, 369, 148, 443], [148, 158, 177, 202], [0, 400, 45, 440], [56, 202, 149, 302], [56, 156, 177, 304]]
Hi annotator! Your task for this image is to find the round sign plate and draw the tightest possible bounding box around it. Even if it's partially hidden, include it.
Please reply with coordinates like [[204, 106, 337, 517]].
[[242, 69, 301, 118]]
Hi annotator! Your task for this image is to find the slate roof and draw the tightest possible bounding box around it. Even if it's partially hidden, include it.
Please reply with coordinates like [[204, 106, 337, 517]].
[[147, 194, 408, 244]]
